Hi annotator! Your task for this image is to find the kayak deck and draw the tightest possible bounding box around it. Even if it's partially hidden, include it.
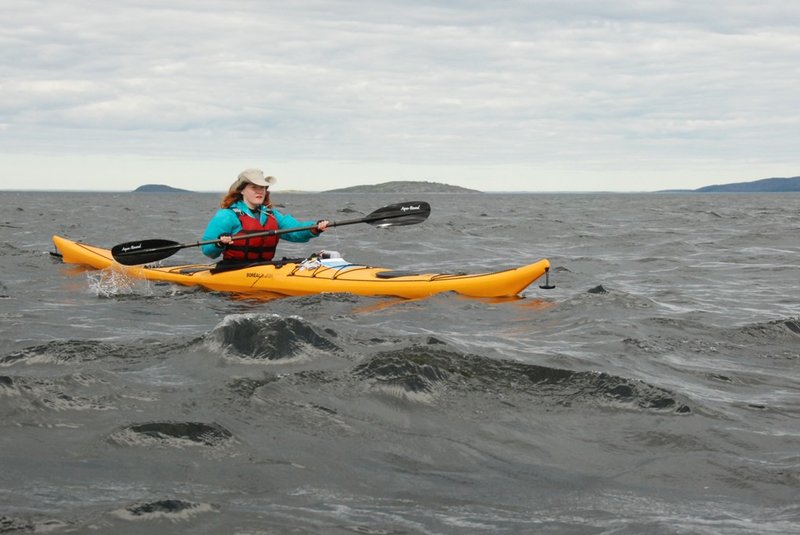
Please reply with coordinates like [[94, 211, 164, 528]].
[[52, 235, 551, 299]]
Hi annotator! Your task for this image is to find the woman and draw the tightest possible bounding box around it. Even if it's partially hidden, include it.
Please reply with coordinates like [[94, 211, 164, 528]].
[[201, 168, 329, 262]]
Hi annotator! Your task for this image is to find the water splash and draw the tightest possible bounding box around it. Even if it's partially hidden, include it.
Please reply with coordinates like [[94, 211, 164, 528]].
[[86, 267, 152, 298]]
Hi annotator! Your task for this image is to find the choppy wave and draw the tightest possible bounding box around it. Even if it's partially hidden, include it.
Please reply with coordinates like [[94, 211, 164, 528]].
[[1, 340, 130, 366], [0, 338, 200, 366], [352, 344, 691, 413], [0, 515, 68, 533], [738, 317, 800, 343], [108, 421, 234, 449], [0, 373, 115, 414], [111, 499, 218, 522], [204, 313, 341, 362]]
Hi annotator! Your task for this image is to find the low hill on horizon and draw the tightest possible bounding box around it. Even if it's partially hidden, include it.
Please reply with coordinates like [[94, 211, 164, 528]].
[[133, 184, 191, 193], [661, 176, 800, 193], [324, 180, 480, 193], [693, 176, 800, 192]]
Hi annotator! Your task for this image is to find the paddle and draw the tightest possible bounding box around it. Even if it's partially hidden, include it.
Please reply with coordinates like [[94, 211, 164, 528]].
[[111, 201, 431, 266]]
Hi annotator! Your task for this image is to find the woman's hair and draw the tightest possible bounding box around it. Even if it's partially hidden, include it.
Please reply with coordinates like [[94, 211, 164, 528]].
[[220, 187, 271, 209], [220, 189, 240, 208]]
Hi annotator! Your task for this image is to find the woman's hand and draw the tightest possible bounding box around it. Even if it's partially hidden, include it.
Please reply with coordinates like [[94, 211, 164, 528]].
[[217, 234, 233, 246], [314, 220, 330, 234]]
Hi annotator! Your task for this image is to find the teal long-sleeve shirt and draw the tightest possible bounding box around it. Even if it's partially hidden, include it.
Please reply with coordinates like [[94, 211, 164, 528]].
[[200, 200, 320, 259]]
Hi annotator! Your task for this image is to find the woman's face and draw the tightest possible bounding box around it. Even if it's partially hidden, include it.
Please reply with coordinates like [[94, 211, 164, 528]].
[[241, 183, 268, 209]]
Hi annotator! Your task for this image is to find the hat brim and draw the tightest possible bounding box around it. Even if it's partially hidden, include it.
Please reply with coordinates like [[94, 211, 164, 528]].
[[230, 174, 277, 191]]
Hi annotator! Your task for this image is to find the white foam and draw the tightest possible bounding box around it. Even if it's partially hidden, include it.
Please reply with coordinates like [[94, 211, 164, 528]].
[[86, 267, 152, 298]]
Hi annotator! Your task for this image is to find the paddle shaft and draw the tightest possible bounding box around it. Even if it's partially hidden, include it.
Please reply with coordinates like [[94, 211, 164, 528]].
[[111, 201, 430, 265], [174, 214, 380, 250]]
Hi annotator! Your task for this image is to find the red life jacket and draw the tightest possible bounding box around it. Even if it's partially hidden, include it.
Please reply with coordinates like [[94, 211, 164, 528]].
[[223, 207, 280, 261]]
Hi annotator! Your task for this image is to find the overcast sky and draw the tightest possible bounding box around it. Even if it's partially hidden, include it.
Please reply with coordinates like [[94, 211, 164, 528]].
[[2, 0, 798, 192]]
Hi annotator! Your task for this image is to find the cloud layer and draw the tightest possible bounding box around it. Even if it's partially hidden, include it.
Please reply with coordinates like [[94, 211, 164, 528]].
[[2, 1, 799, 191]]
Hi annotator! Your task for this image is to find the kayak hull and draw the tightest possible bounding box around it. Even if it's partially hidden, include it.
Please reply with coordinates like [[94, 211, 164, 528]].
[[52, 235, 550, 299]]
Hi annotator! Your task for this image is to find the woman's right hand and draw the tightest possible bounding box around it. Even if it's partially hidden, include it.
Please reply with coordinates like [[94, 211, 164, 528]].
[[217, 234, 233, 246]]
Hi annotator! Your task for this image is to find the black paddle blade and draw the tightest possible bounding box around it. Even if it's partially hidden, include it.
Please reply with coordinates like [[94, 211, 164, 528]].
[[111, 239, 182, 265], [363, 201, 431, 227]]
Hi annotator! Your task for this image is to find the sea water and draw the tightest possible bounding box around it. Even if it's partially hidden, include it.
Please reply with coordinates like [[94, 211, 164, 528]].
[[1, 191, 799, 534]]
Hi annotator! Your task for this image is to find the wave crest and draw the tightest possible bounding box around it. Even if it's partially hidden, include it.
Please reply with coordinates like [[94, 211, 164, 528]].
[[109, 421, 234, 448], [355, 345, 690, 413], [205, 314, 340, 361]]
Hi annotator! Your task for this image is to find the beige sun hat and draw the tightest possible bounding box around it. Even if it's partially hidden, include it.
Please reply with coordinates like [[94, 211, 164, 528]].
[[229, 168, 277, 192]]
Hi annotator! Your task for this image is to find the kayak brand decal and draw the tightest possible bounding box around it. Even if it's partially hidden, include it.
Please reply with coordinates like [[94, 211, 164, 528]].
[[246, 272, 274, 280]]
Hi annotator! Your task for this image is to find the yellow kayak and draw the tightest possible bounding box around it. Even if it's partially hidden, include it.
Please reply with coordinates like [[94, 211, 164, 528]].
[[52, 235, 551, 299]]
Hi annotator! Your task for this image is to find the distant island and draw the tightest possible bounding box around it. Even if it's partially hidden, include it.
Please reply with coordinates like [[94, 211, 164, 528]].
[[694, 176, 800, 192], [133, 184, 191, 193], [324, 180, 480, 193], [663, 176, 800, 193]]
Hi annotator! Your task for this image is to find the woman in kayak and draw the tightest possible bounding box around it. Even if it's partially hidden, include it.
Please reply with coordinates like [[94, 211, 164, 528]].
[[201, 168, 329, 262]]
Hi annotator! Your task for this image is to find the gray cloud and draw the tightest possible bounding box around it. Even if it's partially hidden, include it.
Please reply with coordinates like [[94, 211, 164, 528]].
[[2, 0, 798, 190]]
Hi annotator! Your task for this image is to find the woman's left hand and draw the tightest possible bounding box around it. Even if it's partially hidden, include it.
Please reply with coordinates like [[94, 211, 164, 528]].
[[315, 220, 330, 233]]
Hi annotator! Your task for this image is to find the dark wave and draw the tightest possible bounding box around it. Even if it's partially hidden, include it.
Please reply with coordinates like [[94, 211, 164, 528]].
[[109, 421, 233, 448], [0, 515, 67, 532], [354, 344, 690, 413], [633, 316, 800, 360], [739, 317, 800, 340], [785, 320, 800, 335], [113, 499, 217, 521], [0, 243, 28, 257], [226, 375, 281, 400], [556, 285, 657, 310], [206, 314, 340, 360], [0, 373, 114, 413], [1, 340, 122, 365], [0, 338, 201, 366], [354, 348, 450, 394]]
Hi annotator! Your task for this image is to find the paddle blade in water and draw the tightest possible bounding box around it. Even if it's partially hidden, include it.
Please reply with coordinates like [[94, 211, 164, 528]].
[[111, 239, 183, 265], [363, 201, 431, 227]]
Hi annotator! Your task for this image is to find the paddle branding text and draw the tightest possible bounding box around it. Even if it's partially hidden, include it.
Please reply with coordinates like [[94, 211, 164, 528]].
[[401, 205, 421, 212], [121, 243, 143, 252]]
